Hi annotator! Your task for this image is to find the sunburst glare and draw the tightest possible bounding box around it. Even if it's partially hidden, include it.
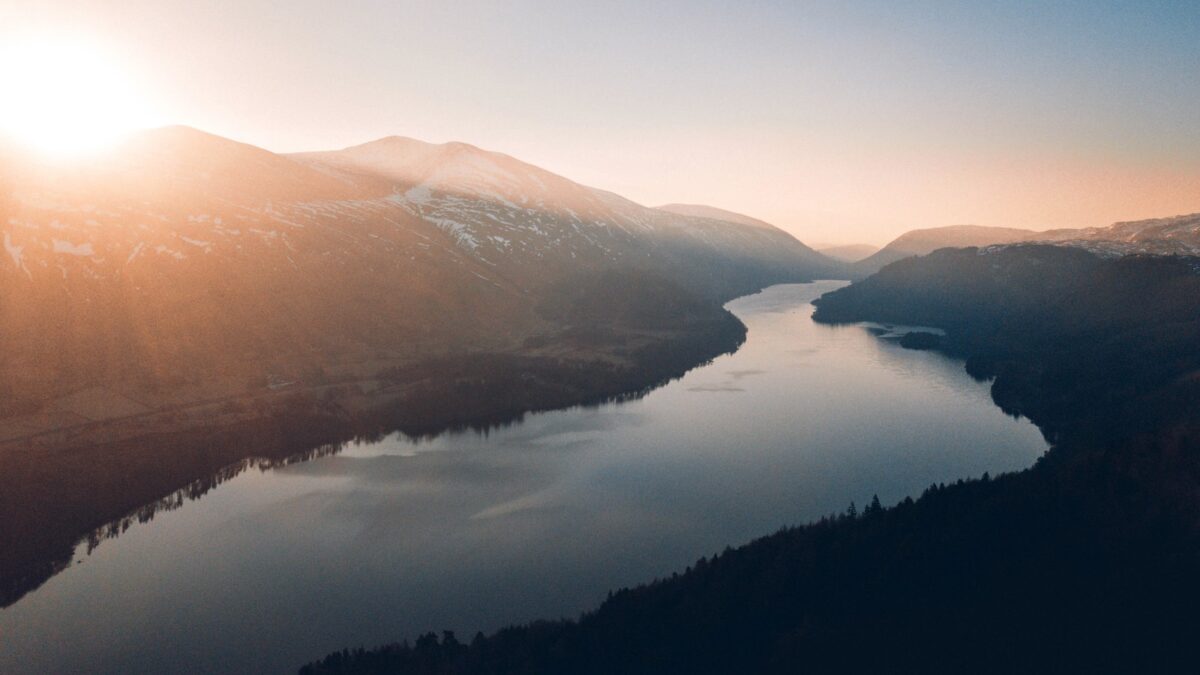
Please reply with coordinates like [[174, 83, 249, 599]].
[[0, 36, 159, 158]]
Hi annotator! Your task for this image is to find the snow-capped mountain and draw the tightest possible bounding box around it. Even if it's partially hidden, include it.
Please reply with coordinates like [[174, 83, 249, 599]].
[[293, 137, 842, 292], [1037, 213, 1200, 257], [855, 215, 1200, 273], [0, 126, 840, 414], [1, 127, 539, 408]]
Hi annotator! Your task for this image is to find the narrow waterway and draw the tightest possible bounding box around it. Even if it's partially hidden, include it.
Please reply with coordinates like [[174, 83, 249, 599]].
[[0, 282, 1048, 674]]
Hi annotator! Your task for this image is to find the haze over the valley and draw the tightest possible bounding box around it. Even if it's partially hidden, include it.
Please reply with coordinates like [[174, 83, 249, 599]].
[[3, 3, 1200, 674], [4, 1, 1200, 245]]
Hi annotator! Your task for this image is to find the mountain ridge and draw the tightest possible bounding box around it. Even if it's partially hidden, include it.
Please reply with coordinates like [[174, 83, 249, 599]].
[[855, 216, 1200, 273], [4, 125, 849, 607], [654, 203, 779, 231], [854, 224, 1044, 272], [0, 125, 845, 435]]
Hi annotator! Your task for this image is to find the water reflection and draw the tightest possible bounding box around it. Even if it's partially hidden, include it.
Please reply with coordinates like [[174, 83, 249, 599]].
[[0, 282, 1049, 674]]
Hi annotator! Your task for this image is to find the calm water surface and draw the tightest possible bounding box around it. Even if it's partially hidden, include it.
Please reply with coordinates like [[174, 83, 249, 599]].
[[0, 282, 1048, 673]]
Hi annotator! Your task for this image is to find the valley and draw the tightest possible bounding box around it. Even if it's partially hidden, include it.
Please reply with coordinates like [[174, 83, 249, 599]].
[[2, 128, 837, 609], [302, 245, 1200, 674], [0, 282, 1049, 674], [4, 6, 1199, 674], [5, 127, 1199, 672]]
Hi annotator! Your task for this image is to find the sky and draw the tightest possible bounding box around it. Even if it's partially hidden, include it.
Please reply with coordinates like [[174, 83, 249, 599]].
[[3, 0, 1199, 245]]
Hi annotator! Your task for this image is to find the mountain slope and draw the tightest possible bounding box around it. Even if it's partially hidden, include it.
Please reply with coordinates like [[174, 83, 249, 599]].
[[0, 127, 843, 428], [1039, 212, 1200, 257], [1, 127, 528, 417], [856, 213, 1200, 274], [295, 140, 847, 295]]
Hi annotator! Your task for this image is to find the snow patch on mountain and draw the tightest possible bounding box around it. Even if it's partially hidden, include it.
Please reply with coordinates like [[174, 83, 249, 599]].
[[179, 236, 213, 251], [4, 232, 27, 273], [52, 239, 95, 257], [126, 242, 146, 265]]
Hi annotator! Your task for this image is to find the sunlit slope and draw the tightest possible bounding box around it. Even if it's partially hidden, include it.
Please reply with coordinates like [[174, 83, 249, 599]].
[[296, 138, 847, 294], [0, 128, 524, 412], [0, 127, 839, 415]]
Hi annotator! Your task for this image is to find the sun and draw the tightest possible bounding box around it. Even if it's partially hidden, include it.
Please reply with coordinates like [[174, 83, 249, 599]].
[[0, 36, 159, 158]]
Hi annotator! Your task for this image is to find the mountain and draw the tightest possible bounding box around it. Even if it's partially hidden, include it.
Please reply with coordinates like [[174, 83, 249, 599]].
[[1, 127, 522, 420], [817, 243, 879, 262], [854, 213, 1200, 274], [854, 225, 1042, 273], [293, 141, 847, 294], [0, 127, 840, 435], [1037, 212, 1200, 257], [652, 203, 842, 271]]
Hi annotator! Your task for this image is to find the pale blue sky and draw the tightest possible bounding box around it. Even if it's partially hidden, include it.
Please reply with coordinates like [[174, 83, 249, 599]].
[[4, 1, 1199, 243]]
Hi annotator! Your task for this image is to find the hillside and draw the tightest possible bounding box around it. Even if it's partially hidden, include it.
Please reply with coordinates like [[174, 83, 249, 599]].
[[817, 245, 1200, 445], [1, 127, 840, 431], [855, 213, 1200, 274], [1040, 212, 1200, 257], [295, 143, 847, 295], [1, 127, 520, 420]]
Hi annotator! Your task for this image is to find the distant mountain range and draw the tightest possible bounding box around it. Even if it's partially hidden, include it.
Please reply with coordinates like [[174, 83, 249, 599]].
[[0, 126, 845, 430], [854, 216, 1200, 273], [1039, 212, 1200, 258], [853, 225, 1039, 272]]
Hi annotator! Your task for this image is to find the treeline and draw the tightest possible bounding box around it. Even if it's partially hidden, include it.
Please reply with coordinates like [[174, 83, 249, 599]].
[[301, 246, 1200, 674]]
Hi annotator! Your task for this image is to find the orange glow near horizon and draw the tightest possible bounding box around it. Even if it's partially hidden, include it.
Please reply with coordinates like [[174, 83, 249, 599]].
[[0, 36, 159, 158], [1, 4, 1198, 245]]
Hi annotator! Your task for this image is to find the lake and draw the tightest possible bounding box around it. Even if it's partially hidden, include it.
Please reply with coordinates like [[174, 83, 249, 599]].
[[0, 282, 1048, 673]]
